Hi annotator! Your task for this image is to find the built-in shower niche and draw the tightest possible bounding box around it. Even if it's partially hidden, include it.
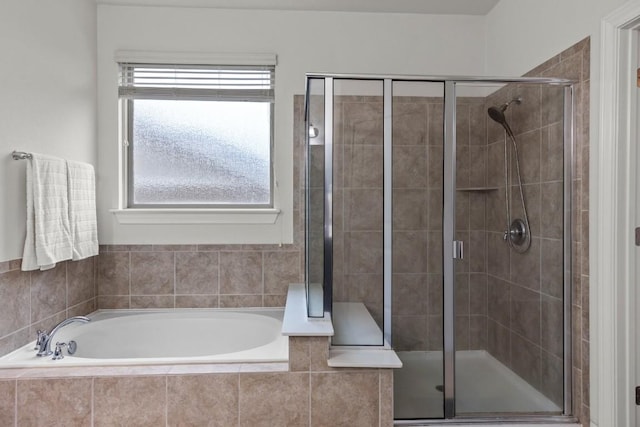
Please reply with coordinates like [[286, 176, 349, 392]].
[[304, 74, 573, 422]]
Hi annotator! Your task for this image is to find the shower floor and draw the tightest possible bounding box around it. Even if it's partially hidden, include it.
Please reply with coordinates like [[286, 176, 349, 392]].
[[394, 350, 561, 420]]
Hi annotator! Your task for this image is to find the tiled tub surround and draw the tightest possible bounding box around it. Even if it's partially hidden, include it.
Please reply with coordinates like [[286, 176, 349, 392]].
[[96, 245, 303, 310], [0, 336, 393, 426], [0, 257, 97, 358]]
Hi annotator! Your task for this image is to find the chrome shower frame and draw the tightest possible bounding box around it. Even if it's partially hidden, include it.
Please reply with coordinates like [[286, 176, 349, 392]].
[[303, 73, 575, 424]]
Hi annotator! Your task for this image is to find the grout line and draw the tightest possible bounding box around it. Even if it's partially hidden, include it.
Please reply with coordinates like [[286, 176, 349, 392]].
[[128, 252, 132, 309], [65, 262, 69, 316], [28, 271, 32, 327], [13, 379, 17, 427], [91, 377, 94, 427], [378, 370, 382, 427], [0, 326, 29, 343], [237, 373, 241, 427], [308, 371, 312, 427], [217, 252, 221, 308]]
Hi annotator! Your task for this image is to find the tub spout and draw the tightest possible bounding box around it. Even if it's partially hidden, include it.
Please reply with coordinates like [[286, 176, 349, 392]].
[[36, 316, 90, 357]]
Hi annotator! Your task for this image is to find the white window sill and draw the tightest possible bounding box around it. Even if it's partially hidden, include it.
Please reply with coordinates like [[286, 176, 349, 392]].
[[110, 208, 281, 225]]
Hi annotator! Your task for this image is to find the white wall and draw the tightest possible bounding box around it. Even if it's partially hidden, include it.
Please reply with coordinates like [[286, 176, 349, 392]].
[[485, 0, 626, 77], [484, 0, 625, 169], [487, 1, 594, 75], [484, 0, 627, 201], [96, 5, 486, 245], [0, 0, 97, 263]]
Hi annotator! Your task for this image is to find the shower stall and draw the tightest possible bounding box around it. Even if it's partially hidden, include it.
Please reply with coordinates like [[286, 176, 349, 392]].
[[304, 74, 574, 423]]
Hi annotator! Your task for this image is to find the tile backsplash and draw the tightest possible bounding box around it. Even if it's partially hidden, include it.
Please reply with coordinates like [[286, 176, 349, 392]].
[[96, 245, 302, 309], [0, 257, 96, 357], [0, 242, 303, 357]]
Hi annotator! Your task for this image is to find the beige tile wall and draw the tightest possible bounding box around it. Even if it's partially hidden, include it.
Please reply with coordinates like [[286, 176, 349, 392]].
[[327, 94, 486, 352], [391, 96, 439, 352], [484, 77, 567, 407], [537, 37, 590, 426], [0, 336, 394, 427], [332, 95, 385, 328], [454, 97, 489, 353], [0, 258, 96, 357], [285, 336, 393, 426], [97, 244, 303, 310], [482, 38, 590, 421]]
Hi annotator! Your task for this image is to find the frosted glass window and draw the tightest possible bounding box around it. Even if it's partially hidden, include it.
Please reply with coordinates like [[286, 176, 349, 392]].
[[119, 61, 275, 208], [130, 99, 271, 206]]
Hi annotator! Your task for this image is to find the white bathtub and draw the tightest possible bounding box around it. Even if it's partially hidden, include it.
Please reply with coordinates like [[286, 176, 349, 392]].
[[0, 309, 288, 368]]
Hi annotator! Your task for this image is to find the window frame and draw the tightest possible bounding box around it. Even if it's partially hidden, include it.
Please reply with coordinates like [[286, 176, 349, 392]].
[[118, 57, 276, 210]]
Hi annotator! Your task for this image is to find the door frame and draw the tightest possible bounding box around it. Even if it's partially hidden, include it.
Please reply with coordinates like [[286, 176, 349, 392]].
[[594, 2, 640, 426]]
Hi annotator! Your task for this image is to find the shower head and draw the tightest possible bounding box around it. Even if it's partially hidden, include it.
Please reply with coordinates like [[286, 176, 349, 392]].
[[487, 96, 522, 140], [487, 105, 508, 125], [487, 96, 522, 125]]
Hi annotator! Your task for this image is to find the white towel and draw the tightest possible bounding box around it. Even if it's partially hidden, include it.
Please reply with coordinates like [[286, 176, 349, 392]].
[[22, 154, 73, 271], [67, 160, 99, 260]]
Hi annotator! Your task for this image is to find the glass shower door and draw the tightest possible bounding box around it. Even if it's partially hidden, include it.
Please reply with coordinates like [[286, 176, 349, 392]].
[[453, 81, 569, 416], [304, 74, 573, 422], [392, 80, 446, 420], [305, 77, 326, 317], [330, 78, 386, 347]]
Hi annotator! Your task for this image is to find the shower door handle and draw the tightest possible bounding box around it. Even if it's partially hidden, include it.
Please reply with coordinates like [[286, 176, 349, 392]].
[[453, 240, 464, 260]]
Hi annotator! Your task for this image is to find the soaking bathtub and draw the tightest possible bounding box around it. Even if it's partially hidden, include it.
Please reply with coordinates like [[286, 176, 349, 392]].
[[0, 309, 288, 368]]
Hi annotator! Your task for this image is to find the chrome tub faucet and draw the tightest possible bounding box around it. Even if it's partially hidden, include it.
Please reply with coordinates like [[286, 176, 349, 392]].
[[35, 316, 90, 357]]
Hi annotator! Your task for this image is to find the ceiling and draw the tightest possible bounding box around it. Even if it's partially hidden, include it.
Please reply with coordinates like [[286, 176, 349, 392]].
[[96, 0, 501, 15]]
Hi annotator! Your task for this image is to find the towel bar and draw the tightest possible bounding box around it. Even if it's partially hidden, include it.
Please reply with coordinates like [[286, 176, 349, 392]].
[[12, 151, 32, 160]]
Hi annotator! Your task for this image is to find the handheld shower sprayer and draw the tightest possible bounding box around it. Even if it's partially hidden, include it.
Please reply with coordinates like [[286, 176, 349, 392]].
[[487, 95, 531, 253], [487, 96, 522, 139]]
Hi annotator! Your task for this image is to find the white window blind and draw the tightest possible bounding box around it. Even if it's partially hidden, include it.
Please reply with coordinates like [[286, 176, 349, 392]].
[[118, 63, 275, 102]]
